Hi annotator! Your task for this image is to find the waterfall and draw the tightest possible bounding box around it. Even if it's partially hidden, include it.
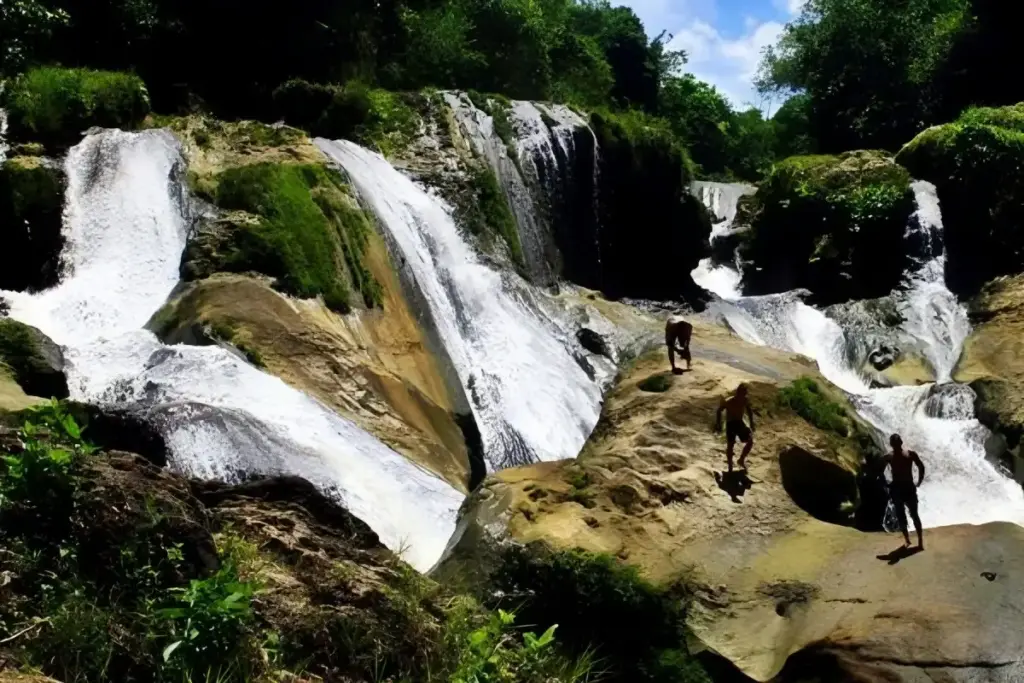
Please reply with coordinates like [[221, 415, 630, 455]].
[[316, 139, 606, 472], [1, 130, 462, 572], [693, 180, 1024, 528], [0, 106, 8, 163], [691, 181, 755, 301]]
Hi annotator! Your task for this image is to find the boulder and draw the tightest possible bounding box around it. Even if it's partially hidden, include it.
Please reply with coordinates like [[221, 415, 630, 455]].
[[897, 104, 1024, 295], [739, 151, 915, 304], [0, 156, 66, 292], [0, 319, 68, 400]]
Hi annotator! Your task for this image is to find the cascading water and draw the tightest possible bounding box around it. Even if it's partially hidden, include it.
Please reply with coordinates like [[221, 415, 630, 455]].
[[692, 180, 1024, 528], [316, 139, 607, 472], [1, 130, 462, 571], [690, 181, 755, 301]]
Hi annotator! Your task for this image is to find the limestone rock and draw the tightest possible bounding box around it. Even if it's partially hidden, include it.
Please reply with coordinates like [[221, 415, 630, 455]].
[[0, 156, 66, 293], [0, 319, 68, 400]]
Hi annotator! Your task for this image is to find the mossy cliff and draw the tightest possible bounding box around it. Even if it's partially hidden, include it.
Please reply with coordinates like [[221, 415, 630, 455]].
[[591, 111, 712, 306], [739, 151, 914, 304], [0, 319, 67, 404], [897, 104, 1024, 295], [0, 156, 65, 293]]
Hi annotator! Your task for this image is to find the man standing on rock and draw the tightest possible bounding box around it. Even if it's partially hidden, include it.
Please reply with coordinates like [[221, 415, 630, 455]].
[[884, 434, 926, 550], [715, 383, 755, 471], [666, 315, 693, 374]]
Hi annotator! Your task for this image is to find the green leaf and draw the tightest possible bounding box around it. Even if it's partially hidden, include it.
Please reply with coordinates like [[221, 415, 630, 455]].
[[163, 640, 183, 662]]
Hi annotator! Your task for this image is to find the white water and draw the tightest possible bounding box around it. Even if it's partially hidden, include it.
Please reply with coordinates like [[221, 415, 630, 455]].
[[317, 139, 605, 471], [691, 181, 755, 301], [693, 180, 1024, 528], [1, 130, 461, 571]]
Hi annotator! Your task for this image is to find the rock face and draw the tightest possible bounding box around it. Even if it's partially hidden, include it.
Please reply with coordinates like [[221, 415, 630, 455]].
[[0, 156, 66, 292], [955, 274, 1024, 476], [151, 271, 474, 492], [689, 520, 1024, 682], [897, 104, 1024, 295], [740, 151, 914, 304]]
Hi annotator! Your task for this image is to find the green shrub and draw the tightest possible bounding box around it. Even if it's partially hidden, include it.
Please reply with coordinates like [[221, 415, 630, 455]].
[[157, 560, 257, 677], [489, 548, 710, 683], [778, 378, 850, 437], [2, 67, 150, 146], [207, 162, 380, 313], [272, 80, 420, 157]]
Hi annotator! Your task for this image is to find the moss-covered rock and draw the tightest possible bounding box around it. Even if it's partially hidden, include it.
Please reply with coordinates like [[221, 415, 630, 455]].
[[0, 319, 68, 400], [1, 67, 150, 148], [0, 156, 66, 292], [162, 117, 383, 314], [897, 104, 1024, 295], [740, 151, 914, 304], [591, 110, 711, 306]]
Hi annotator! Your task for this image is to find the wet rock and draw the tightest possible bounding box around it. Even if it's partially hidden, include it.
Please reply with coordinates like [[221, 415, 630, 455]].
[[0, 156, 66, 293], [868, 344, 899, 371], [0, 319, 68, 399], [577, 327, 612, 358]]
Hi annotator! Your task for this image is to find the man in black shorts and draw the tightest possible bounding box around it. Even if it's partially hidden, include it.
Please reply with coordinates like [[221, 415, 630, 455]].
[[666, 315, 693, 374], [715, 383, 755, 471], [884, 434, 926, 549]]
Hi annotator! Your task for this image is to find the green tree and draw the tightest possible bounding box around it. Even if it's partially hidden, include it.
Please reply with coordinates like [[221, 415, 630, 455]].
[[658, 75, 732, 176], [758, 0, 971, 151], [0, 0, 68, 76], [771, 93, 817, 158]]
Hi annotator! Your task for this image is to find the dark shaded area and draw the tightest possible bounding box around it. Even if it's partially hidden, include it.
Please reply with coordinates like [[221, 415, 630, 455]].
[[65, 403, 170, 467], [715, 469, 753, 503], [591, 112, 711, 307], [577, 328, 612, 358], [454, 411, 487, 492], [779, 446, 858, 525], [876, 545, 923, 565], [0, 158, 66, 293]]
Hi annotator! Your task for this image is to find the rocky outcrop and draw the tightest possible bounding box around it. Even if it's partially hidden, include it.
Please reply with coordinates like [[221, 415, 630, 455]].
[[435, 323, 870, 586], [0, 319, 68, 402], [150, 272, 473, 492], [689, 520, 1024, 682], [955, 274, 1024, 475], [0, 156, 66, 293], [740, 151, 914, 304], [897, 104, 1024, 295]]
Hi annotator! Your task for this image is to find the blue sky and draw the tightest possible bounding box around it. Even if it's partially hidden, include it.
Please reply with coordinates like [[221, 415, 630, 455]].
[[618, 0, 805, 112]]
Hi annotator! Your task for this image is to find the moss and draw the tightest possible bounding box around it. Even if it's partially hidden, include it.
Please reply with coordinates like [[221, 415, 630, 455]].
[[200, 162, 381, 313], [0, 157, 66, 292], [1, 67, 150, 147], [467, 91, 519, 166], [460, 165, 523, 266], [741, 151, 914, 303], [639, 373, 673, 393], [897, 104, 1024, 294], [207, 321, 266, 369], [778, 377, 850, 437]]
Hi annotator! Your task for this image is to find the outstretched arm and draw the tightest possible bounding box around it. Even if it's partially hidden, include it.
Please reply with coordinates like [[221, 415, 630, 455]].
[[913, 451, 925, 486], [746, 403, 755, 431], [715, 402, 724, 432]]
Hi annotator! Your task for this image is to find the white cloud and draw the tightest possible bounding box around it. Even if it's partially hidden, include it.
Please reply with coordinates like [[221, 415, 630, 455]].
[[775, 0, 807, 16], [669, 18, 784, 109]]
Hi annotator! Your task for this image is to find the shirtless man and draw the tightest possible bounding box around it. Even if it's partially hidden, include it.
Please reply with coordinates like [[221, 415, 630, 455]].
[[665, 315, 693, 373], [884, 434, 926, 549], [715, 383, 755, 471]]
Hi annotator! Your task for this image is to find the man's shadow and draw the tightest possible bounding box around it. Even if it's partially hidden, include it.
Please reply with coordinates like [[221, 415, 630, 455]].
[[715, 469, 753, 503], [876, 545, 923, 565], [672, 368, 691, 375]]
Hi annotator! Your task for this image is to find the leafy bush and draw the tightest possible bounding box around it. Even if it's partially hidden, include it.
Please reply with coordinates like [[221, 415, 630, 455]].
[[206, 162, 380, 313], [2, 67, 150, 146], [778, 378, 850, 437], [489, 548, 710, 682], [157, 560, 257, 677]]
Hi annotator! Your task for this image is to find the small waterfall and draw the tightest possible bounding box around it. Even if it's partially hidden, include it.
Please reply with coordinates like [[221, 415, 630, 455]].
[[691, 181, 755, 301], [2, 130, 462, 571], [316, 139, 606, 472], [0, 106, 8, 163], [694, 181, 1024, 528]]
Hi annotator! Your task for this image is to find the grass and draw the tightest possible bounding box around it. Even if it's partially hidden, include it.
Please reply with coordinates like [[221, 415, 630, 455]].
[[778, 378, 850, 437], [204, 162, 381, 313], [1, 67, 150, 146], [208, 322, 266, 368]]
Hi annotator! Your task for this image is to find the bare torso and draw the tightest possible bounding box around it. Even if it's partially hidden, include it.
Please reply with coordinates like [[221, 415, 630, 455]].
[[722, 394, 749, 421]]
